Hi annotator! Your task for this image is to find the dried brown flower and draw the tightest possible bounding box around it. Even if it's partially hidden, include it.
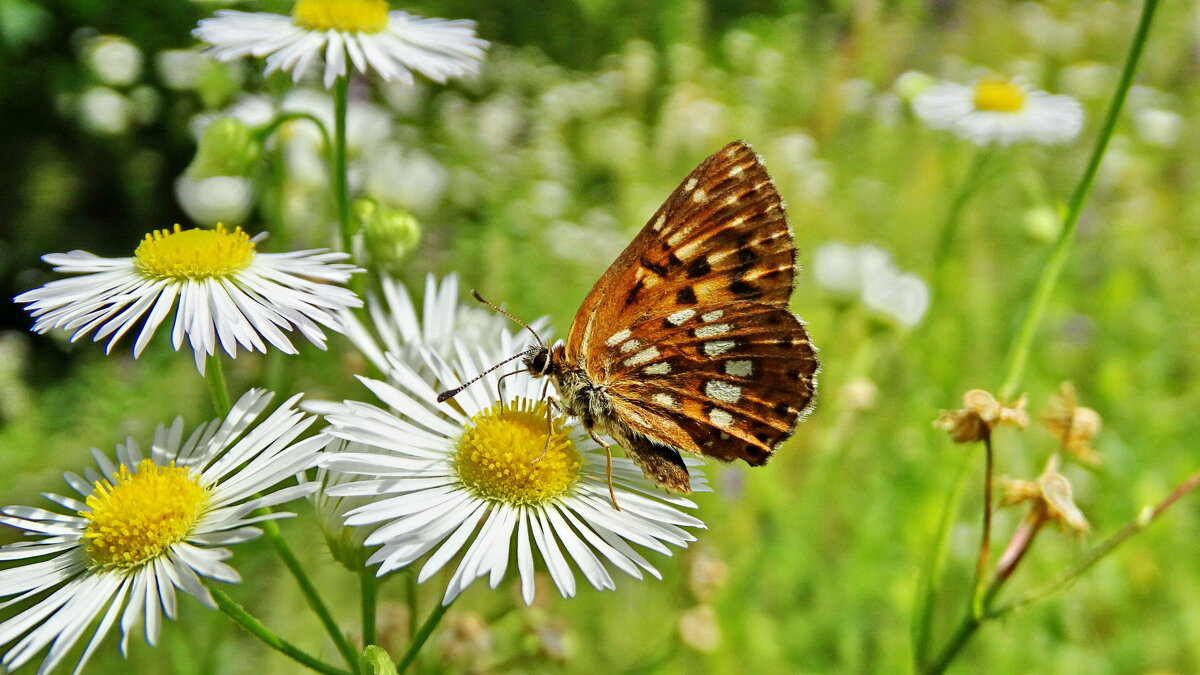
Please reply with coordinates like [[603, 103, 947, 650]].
[[1041, 382, 1102, 465], [999, 470, 1090, 533], [935, 389, 1029, 443]]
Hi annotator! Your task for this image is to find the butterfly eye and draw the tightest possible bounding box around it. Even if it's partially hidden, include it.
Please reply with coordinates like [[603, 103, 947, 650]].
[[525, 348, 551, 375]]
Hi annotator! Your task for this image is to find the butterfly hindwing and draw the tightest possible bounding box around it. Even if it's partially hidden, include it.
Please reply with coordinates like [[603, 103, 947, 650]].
[[601, 301, 817, 465]]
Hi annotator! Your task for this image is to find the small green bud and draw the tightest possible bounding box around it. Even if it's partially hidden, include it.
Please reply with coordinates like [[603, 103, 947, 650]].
[[360, 646, 399, 675], [357, 199, 421, 272], [187, 118, 261, 179], [1023, 205, 1061, 244]]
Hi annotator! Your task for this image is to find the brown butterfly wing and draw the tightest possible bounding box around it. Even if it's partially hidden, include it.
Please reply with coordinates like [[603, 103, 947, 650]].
[[565, 140, 795, 369], [559, 140, 817, 483]]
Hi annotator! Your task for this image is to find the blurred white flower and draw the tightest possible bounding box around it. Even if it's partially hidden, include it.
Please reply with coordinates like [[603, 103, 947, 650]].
[[128, 85, 161, 124], [893, 69, 935, 102], [155, 48, 208, 90], [1133, 108, 1183, 147], [1057, 62, 1113, 100], [814, 242, 929, 328], [77, 86, 132, 136], [195, 1, 487, 89], [863, 270, 930, 329], [363, 143, 448, 214], [175, 175, 255, 226], [282, 89, 393, 153], [913, 76, 1084, 146], [813, 243, 894, 298], [85, 35, 143, 86]]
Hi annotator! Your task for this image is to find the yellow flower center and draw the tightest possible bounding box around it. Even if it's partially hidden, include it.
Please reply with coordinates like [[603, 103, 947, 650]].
[[292, 0, 390, 33], [973, 78, 1027, 113], [133, 224, 256, 280], [82, 459, 211, 569], [455, 398, 581, 504]]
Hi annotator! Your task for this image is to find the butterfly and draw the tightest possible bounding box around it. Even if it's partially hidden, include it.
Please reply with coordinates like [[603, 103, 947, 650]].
[[521, 140, 819, 495]]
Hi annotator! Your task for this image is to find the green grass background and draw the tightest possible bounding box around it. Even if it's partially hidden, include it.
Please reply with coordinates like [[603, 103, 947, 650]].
[[2, 0, 1199, 672]]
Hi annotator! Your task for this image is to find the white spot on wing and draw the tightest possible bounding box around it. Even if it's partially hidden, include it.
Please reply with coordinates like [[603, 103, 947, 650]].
[[725, 195, 739, 206], [619, 339, 642, 353], [709, 408, 735, 427], [684, 177, 698, 191], [652, 393, 678, 408], [730, 215, 746, 227], [728, 165, 744, 177], [705, 380, 742, 404], [725, 360, 753, 377], [623, 346, 660, 367], [692, 189, 708, 204], [605, 329, 631, 347], [652, 214, 666, 231], [701, 310, 724, 322], [643, 362, 671, 375], [695, 323, 731, 338], [667, 309, 696, 325], [704, 340, 736, 357]]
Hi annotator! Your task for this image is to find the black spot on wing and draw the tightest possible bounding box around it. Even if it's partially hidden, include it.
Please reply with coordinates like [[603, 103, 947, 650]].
[[625, 279, 645, 306], [640, 257, 668, 276], [686, 258, 711, 278], [675, 287, 698, 305]]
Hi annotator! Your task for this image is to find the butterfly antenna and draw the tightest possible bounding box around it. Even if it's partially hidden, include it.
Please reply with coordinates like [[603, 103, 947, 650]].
[[470, 289, 546, 348], [436, 349, 533, 402]]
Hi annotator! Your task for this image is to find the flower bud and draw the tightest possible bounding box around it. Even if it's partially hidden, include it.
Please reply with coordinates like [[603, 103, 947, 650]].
[[357, 199, 421, 272], [187, 117, 262, 179]]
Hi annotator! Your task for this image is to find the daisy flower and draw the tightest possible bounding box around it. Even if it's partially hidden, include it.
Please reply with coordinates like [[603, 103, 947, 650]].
[[340, 273, 535, 376], [319, 336, 707, 605], [0, 389, 323, 674], [14, 224, 362, 373], [194, 0, 488, 89], [912, 76, 1084, 146]]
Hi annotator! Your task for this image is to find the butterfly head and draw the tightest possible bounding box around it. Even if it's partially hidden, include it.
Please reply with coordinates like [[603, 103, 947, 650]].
[[522, 341, 565, 378]]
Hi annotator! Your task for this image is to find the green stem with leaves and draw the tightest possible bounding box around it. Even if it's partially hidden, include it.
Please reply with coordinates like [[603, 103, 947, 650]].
[[203, 356, 359, 671], [999, 0, 1160, 401], [211, 586, 353, 675]]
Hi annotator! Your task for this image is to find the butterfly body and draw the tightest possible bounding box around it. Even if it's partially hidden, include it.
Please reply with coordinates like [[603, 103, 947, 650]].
[[525, 140, 818, 493]]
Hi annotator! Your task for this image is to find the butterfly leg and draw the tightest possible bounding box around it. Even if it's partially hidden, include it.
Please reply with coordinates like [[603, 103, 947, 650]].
[[531, 384, 560, 465], [583, 428, 621, 511]]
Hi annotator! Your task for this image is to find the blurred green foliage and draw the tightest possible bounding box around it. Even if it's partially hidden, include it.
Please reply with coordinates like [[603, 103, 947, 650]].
[[2, 0, 1200, 673]]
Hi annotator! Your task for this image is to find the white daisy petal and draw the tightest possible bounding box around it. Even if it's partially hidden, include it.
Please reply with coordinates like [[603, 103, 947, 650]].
[[0, 390, 319, 673]]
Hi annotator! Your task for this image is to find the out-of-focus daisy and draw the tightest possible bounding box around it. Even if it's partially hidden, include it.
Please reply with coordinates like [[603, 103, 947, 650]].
[[195, 0, 488, 89], [0, 390, 322, 674], [813, 242, 929, 328], [912, 76, 1084, 146], [14, 224, 361, 373], [320, 337, 707, 605]]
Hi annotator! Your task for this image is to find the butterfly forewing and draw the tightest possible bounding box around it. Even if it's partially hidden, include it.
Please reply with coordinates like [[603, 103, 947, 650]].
[[567, 141, 795, 364]]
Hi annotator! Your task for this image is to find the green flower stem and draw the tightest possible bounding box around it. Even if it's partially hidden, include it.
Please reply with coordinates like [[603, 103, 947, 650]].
[[999, 0, 1160, 402], [396, 599, 454, 673], [361, 570, 379, 648], [257, 112, 333, 152], [970, 433, 995, 618], [211, 586, 353, 675], [911, 450, 975, 669], [204, 354, 231, 416], [333, 75, 353, 255], [406, 571, 419, 640], [260, 517, 361, 673], [990, 468, 1200, 619], [932, 148, 994, 297]]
